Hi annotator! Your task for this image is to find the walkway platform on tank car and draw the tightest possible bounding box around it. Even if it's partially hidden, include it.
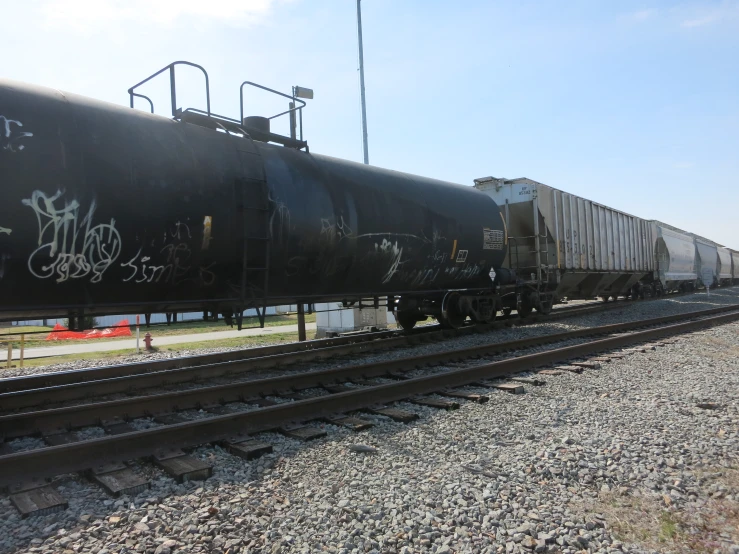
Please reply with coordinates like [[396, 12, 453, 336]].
[[0, 322, 318, 362]]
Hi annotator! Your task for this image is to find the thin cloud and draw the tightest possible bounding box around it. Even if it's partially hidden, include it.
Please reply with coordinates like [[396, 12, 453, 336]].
[[630, 9, 658, 22], [681, 14, 720, 27], [38, 0, 293, 30], [679, 1, 739, 28]]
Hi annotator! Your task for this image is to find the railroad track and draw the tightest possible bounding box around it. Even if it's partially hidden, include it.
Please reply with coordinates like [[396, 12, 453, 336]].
[[0, 291, 691, 400], [0, 304, 737, 512]]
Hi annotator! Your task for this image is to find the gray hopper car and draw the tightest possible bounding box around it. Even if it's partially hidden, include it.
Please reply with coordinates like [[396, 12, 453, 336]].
[[474, 176, 736, 315]]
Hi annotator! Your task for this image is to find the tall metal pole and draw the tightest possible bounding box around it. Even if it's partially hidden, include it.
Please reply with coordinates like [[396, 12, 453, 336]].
[[357, 0, 369, 164]]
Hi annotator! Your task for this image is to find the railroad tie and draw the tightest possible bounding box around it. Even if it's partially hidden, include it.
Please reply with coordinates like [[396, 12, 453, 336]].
[[323, 415, 374, 431], [279, 425, 328, 441], [9, 481, 68, 519], [491, 383, 525, 394], [553, 365, 584, 374], [361, 406, 419, 423], [223, 439, 273, 461], [439, 389, 489, 403], [152, 448, 213, 483], [88, 463, 150, 497], [509, 377, 546, 386], [42, 430, 80, 447], [102, 419, 137, 435], [569, 361, 602, 370], [469, 380, 526, 394], [410, 397, 460, 410], [322, 383, 355, 394]]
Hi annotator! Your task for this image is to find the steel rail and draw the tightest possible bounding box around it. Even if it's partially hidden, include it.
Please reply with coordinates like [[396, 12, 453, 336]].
[[0, 300, 624, 410], [0, 298, 616, 397], [0, 326, 411, 394], [0, 292, 704, 404], [1, 305, 736, 437], [0, 308, 736, 487]]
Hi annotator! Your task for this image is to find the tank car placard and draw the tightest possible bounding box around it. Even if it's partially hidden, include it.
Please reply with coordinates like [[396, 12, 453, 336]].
[[483, 228, 503, 250]]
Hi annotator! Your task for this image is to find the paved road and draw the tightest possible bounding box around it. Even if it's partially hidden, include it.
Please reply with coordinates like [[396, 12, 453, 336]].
[[0, 323, 317, 361]]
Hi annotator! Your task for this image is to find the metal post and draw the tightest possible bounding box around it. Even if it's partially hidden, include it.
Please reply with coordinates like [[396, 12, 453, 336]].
[[356, 0, 369, 164], [169, 65, 178, 118], [136, 315, 141, 353], [6, 342, 10, 369], [297, 303, 307, 342], [20, 334, 24, 368], [289, 100, 297, 141], [299, 105, 304, 141]]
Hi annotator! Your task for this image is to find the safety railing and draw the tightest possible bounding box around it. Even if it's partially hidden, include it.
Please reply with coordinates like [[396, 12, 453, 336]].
[[128, 62, 308, 149], [128, 61, 211, 118]]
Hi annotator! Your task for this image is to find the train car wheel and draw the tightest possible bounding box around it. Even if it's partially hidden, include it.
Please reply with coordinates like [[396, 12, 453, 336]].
[[396, 311, 418, 330], [439, 292, 466, 329], [518, 294, 534, 318], [471, 303, 496, 324], [536, 297, 552, 315]]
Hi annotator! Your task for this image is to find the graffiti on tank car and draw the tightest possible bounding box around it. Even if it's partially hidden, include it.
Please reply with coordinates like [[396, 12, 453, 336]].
[[0, 227, 10, 235], [444, 262, 484, 281], [375, 238, 404, 284], [286, 254, 350, 278], [269, 193, 291, 247], [320, 216, 354, 243], [0, 116, 33, 152], [22, 190, 121, 283], [408, 268, 440, 286], [169, 221, 192, 241], [121, 240, 216, 287]]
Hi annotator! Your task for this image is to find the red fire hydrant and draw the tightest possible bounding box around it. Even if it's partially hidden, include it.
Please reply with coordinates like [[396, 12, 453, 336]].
[[143, 332, 153, 351]]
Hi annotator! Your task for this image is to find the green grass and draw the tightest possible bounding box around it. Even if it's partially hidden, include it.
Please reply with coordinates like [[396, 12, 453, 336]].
[[658, 512, 678, 542], [0, 313, 316, 350]]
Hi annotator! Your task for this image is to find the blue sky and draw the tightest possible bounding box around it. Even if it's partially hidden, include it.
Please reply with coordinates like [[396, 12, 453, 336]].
[[5, 0, 739, 247]]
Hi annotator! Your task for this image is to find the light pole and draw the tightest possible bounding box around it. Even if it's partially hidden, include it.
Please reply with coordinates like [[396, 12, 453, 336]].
[[357, 0, 369, 164]]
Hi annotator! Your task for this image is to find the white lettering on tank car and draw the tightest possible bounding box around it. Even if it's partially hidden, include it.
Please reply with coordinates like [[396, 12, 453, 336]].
[[456, 249, 468, 263]]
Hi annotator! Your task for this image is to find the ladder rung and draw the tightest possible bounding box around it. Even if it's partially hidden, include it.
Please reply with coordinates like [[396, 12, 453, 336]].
[[246, 236, 269, 241]]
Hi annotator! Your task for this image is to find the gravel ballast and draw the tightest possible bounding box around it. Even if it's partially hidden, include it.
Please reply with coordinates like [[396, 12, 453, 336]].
[[0, 293, 737, 553]]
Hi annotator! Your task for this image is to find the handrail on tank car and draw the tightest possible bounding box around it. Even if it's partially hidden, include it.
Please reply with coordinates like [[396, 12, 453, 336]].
[[239, 81, 306, 125], [128, 61, 211, 118]]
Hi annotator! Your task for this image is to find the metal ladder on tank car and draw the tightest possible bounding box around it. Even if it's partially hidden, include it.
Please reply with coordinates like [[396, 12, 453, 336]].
[[237, 176, 271, 330]]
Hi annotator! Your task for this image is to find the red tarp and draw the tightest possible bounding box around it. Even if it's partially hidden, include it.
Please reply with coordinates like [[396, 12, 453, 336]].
[[45, 320, 132, 341]]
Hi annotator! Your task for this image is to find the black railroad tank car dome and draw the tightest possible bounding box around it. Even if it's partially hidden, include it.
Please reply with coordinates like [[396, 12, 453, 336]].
[[0, 78, 507, 324]]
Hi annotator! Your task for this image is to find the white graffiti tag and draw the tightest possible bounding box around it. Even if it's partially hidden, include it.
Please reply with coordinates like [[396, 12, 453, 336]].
[[121, 240, 216, 286], [22, 190, 122, 283], [1, 116, 33, 152], [375, 238, 403, 284]]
